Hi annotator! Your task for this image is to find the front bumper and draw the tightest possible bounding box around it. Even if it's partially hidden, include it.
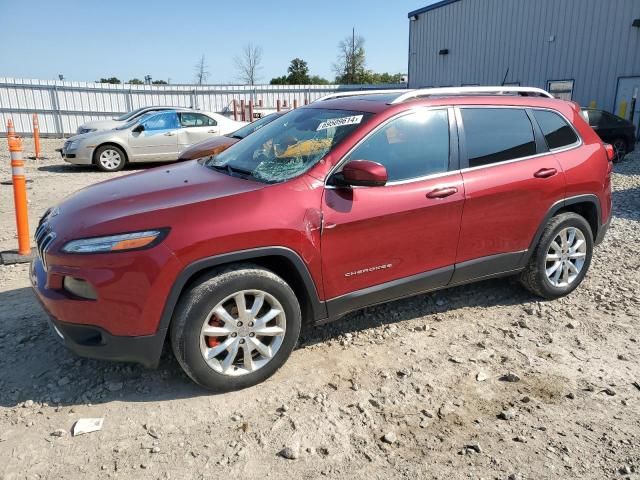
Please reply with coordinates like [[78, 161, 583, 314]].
[[60, 145, 93, 165], [43, 309, 165, 368], [29, 250, 178, 368]]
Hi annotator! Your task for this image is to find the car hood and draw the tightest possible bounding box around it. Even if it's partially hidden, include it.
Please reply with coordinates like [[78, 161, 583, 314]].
[[48, 160, 266, 241], [78, 119, 123, 131], [178, 135, 239, 161], [67, 128, 125, 144]]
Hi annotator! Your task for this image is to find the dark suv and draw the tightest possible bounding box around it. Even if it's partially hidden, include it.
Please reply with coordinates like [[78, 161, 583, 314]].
[[31, 87, 613, 391]]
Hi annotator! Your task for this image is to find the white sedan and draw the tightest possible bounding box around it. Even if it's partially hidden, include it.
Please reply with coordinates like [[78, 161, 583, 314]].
[[61, 110, 247, 171]]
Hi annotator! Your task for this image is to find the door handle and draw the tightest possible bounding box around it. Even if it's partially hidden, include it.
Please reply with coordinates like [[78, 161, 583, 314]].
[[426, 186, 458, 199], [208, 130, 218, 134], [534, 167, 557, 178], [164, 132, 175, 136]]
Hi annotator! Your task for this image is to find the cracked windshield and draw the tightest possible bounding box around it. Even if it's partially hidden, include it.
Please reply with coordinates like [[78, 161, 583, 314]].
[[206, 108, 372, 183]]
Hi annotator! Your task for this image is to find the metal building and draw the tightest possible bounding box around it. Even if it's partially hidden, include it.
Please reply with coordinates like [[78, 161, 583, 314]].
[[407, 0, 640, 130]]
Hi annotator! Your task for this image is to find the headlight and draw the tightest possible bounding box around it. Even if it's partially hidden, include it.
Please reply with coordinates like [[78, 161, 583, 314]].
[[62, 229, 168, 254], [67, 139, 80, 149]]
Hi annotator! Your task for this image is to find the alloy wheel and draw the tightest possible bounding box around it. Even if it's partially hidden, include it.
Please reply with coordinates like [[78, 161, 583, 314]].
[[545, 227, 587, 288], [99, 149, 122, 170], [199, 290, 286, 376], [612, 139, 626, 161]]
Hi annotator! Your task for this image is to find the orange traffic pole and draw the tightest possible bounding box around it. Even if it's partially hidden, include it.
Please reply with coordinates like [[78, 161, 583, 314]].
[[232, 99, 238, 121], [249, 100, 254, 121], [9, 135, 30, 255], [293, 99, 298, 109], [276, 99, 281, 112], [32, 113, 42, 159], [240, 100, 246, 122], [7, 118, 16, 141]]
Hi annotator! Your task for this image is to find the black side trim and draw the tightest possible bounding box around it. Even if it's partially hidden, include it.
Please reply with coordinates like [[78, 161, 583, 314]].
[[525, 108, 551, 155], [158, 247, 326, 335], [521, 194, 602, 266], [322, 266, 453, 323], [450, 251, 526, 285], [595, 218, 610, 246]]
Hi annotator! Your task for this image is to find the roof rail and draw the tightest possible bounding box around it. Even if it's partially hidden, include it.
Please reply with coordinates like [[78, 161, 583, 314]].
[[313, 89, 409, 103], [389, 86, 554, 104]]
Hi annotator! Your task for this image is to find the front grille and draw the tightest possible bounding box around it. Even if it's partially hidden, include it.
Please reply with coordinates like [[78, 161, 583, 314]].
[[35, 219, 56, 270]]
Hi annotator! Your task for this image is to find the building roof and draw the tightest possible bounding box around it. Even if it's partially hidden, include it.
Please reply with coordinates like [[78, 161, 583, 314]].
[[408, 0, 461, 18]]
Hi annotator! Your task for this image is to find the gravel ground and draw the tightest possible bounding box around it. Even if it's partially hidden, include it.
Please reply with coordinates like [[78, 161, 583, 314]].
[[0, 139, 639, 480]]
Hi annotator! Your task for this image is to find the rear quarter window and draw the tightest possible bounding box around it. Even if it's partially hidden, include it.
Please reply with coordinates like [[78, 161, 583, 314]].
[[532, 110, 579, 150]]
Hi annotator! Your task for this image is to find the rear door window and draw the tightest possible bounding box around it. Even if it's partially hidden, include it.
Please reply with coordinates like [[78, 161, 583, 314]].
[[180, 113, 217, 127], [532, 110, 578, 150], [461, 108, 537, 167]]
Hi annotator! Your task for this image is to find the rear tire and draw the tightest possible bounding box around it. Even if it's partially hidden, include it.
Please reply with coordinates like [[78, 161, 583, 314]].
[[520, 213, 593, 299], [94, 144, 126, 172], [170, 264, 301, 392], [611, 138, 627, 163]]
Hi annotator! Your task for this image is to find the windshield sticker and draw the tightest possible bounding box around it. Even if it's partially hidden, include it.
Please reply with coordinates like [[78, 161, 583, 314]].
[[316, 115, 363, 131]]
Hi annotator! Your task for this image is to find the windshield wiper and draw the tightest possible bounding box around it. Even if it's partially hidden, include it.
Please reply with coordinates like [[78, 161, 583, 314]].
[[208, 162, 255, 180], [226, 165, 254, 178]]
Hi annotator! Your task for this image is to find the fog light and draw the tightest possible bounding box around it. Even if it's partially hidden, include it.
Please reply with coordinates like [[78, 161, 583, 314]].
[[63, 276, 97, 300]]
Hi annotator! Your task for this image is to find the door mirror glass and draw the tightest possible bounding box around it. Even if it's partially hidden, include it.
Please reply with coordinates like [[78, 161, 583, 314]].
[[338, 160, 388, 187]]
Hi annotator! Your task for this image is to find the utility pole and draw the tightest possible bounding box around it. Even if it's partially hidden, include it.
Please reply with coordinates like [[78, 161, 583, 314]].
[[351, 27, 355, 84]]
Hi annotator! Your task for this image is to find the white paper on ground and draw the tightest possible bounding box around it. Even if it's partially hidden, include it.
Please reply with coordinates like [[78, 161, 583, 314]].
[[72, 418, 104, 436]]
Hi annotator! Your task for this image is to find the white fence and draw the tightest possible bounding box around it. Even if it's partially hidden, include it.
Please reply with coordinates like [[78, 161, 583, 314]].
[[0, 77, 406, 137]]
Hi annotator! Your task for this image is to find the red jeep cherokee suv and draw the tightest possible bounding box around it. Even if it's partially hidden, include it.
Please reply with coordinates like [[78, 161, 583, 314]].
[[31, 87, 613, 391]]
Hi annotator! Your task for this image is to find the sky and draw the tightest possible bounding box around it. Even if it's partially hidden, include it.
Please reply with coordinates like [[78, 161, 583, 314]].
[[0, 0, 436, 85]]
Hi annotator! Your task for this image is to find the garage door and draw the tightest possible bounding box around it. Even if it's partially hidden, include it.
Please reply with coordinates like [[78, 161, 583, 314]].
[[615, 77, 640, 134]]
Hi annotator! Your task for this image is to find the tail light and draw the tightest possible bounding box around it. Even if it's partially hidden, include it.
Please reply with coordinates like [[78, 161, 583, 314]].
[[604, 144, 615, 162], [604, 144, 614, 177]]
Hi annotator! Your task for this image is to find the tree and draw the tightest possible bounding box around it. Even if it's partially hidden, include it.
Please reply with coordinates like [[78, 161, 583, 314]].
[[310, 75, 331, 85], [360, 71, 405, 84], [97, 77, 121, 84], [193, 54, 210, 85], [152, 80, 168, 84], [333, 29, 367, 84], [128, 78, 144, 85], [270, 59, 328, 85], [234, 43, 263, 85], [270, 75, 289, 85], [287, 58, 311, 84]]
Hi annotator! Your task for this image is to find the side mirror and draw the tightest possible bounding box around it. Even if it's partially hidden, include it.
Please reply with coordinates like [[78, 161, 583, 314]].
[[336, 160, 388, 187], [132, 124, 145, 133]]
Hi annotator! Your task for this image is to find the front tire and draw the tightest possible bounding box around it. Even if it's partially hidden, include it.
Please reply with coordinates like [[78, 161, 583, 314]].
[[94, 144, 126, 172], [170, 264, 301, 392], [520, 213, 593, 299]]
